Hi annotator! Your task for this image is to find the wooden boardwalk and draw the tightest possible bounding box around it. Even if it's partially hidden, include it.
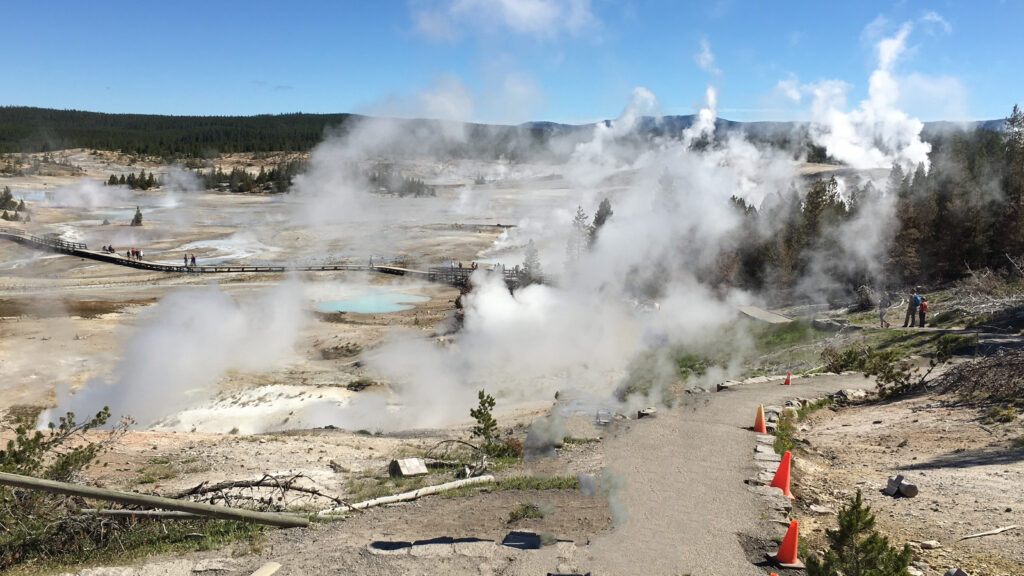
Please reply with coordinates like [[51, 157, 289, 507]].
[[0, 226, 521, 289]]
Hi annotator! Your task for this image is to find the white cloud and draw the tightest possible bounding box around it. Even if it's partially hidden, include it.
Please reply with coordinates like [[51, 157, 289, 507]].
[[920, 11, 952, 34], [695, 38, 720, 75], [775, 76, 803, 104], [413, 0, 598, 40]]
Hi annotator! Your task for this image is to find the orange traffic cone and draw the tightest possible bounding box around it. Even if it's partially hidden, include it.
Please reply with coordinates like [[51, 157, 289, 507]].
[[783, 371, 791, 385], [769, 520, 804, 568], [769, 451, 795, 500], [753, 404, 768, 434]]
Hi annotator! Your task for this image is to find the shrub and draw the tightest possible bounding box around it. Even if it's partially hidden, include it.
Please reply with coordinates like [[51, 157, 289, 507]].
[[508, 503, 545, 522], [0, 408, 123, 568]]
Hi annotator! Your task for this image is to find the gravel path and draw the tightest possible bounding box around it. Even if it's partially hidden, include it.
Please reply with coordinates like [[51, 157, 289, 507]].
[[581, 372, 871, 576]]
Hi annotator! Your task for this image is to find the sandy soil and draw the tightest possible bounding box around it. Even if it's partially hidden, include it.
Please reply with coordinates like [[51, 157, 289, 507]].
[[795, 393, 1024, 576]]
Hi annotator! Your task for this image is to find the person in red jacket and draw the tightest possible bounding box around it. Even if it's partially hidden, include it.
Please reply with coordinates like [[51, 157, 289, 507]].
[[918, 299, 928, 327]]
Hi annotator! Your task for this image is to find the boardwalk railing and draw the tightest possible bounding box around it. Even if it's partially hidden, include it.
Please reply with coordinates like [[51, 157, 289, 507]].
[[0, 226, 87, 252], [0, 227, 524, 289]]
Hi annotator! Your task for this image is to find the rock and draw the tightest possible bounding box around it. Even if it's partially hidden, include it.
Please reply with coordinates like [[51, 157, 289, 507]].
[[813, 318, 848, 331], [389, 458, 428, 477], [920, 540, 942, 550], [943, 569, 969, 576], [809, 504, 835, 515], [884, 475, 905, 496], [754, 451, 783, 462], [907, 567, 924, 576], [755, 434, 775, 445], [834, 388, 867, 402], [755, 444, 775, 454], [637, 407, 657, 419], [717, 380, 742, 391], [898, 480, 919, 498]]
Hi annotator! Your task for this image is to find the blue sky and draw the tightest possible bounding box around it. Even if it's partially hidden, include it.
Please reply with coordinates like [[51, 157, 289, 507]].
[[1, 1, 1020, 123]]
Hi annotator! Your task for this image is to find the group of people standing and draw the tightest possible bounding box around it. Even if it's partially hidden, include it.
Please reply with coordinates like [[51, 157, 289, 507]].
[[878, 289, 928, 328], [183, 254, 197, 267], [104, 246, 143, 260]]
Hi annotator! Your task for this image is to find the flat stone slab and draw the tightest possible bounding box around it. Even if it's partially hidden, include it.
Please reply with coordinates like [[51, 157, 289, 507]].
[[754, 451, 782, 462], [502, 531, 542, 550], [453, 539, 497, 557], [410, 543, 454, 557], [411, 536, 455, 557], [368, 541, 412, 556], [555, 540, 577, 558], [755, 444, 775, 454], [755, 434, 775, 444]]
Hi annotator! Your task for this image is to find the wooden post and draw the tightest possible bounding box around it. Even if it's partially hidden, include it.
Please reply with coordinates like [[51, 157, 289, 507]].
[[0, 471, 308, 528]]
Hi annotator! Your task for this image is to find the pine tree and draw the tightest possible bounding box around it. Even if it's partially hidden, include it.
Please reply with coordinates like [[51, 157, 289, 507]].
[[118, 174, 126, 185], [0, 186, 13, 210], [807, 490, 912, 576], [589, 198, 613, 247], [566, 205, 589, 264], [131, 206, 143, 227], [521, 239, 543, 286], [107, 174, 119, 186], [469, 390, 498, 445], [1, 210, 8, 221]]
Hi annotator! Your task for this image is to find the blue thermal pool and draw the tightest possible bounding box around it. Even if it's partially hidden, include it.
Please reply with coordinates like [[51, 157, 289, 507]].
[[314, 292, 430, 314]]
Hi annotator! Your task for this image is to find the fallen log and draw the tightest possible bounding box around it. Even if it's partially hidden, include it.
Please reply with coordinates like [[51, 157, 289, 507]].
[[249, 562, 282, 576], [0, 471, 308, 528], [318, 474, 495, 517], [80, 508, 203, 520], [958, 525, 1018, 541]]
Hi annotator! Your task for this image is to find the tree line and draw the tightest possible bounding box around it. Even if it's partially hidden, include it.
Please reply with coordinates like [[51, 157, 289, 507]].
[[0, 107, 357, 157], [723, 105, 1024, 298], [107, 170, 157, 190], [193, 159, 306, 193]]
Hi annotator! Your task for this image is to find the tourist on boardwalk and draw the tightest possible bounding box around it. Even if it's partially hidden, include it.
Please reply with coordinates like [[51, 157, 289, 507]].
[[184, 254, 189, 267], [878, 291, 891, 328], [903, 291, 921, 327], [190, 254, 196, 266]]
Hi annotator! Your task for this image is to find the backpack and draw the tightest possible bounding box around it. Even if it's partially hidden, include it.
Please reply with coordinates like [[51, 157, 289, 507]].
[[920, 301, 928, 313], [912, 295, 922, 307]]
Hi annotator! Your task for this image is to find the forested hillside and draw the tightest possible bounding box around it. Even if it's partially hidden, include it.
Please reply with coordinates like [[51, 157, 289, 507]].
[[0, 107, 356, 156]]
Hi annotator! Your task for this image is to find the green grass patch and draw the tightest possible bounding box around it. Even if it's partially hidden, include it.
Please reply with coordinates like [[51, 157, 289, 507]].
[[750, 320, 816, 352], [497, 475, 580, 491], [5, 520, 263, 576], [562, 437, 601, 445], [343, 471, 433, 502], [508, 503, 545, 522]]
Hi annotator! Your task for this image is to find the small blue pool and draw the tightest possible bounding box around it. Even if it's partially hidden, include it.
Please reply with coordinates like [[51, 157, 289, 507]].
[[315, 292, 430, 314]]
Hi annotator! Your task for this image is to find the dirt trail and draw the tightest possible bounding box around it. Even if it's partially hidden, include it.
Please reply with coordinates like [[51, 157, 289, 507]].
[[580, 373, 869, 576]]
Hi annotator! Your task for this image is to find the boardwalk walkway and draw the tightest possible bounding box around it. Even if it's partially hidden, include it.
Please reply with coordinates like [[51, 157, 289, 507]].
[[0, 226, 521, 289]]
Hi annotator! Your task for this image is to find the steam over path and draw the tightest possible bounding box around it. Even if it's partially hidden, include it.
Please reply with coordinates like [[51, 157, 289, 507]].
[[583, 373, 871, 576]]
